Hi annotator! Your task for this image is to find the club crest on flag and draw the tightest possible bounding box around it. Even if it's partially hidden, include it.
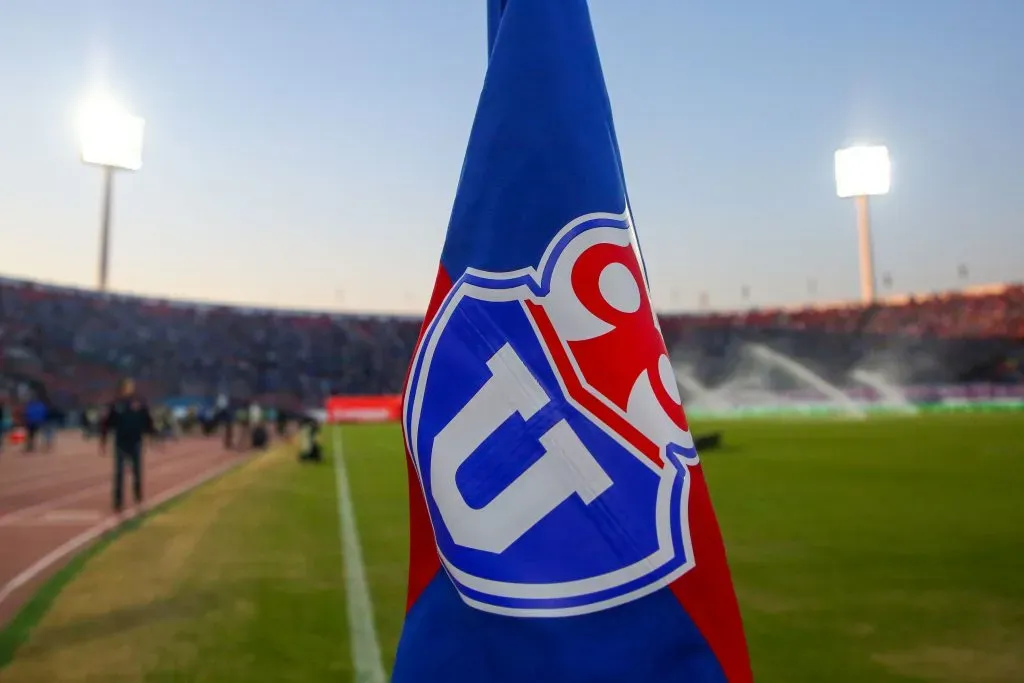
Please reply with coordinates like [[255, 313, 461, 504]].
[[403, 211, 700, 617]]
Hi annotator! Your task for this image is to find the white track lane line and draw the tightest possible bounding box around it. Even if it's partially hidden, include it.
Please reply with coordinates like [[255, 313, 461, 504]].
[[0, 456, 216, 525], [0, 443, 209, 498], [331, 428, 387, 683], [0, 456, 247, 610]]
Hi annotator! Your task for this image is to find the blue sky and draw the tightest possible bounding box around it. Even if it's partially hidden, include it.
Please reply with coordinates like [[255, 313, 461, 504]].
[[0, 0, 1021, 313]]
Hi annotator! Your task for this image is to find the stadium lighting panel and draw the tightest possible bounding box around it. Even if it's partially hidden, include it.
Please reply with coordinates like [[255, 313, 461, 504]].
[[834, 145, 890, 198], [77, 96, 145, 171]]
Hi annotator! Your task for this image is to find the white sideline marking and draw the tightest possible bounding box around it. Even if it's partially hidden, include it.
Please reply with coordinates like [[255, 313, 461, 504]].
[[331, 428, 387, 683], [0, 457, 246, 610]]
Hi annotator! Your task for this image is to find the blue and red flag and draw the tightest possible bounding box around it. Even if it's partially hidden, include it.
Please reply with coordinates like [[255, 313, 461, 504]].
[[393, 1, 751, 681]]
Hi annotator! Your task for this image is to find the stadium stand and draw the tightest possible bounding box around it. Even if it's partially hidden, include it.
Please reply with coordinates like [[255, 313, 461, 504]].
[[659, 284, 1024, 390], [1, 276, 1021, 413]]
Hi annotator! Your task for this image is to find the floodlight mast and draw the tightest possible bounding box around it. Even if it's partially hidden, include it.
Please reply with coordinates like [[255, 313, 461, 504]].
[[834, 145, 891, 304], [97, 165, 115, 292], [855, 194, 875, 303], [77, 96, 145, 292]]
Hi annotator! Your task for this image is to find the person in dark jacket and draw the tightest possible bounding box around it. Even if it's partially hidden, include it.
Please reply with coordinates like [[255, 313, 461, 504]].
[[215, 395, 235, 449], [100, 377, 156, 515], [0, 395, 7, 456], [275, 408, 288, 437], [23, 397, 47, 453], [41, 399, 58, 452]]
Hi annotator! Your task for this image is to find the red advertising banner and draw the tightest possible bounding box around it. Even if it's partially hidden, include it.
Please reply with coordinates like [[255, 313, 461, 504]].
[[324, 395, 402, 424]]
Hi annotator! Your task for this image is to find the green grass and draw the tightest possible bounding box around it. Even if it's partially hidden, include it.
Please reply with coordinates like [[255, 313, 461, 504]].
[[341, 414, 1024, 683], [3, 414, 1023, 682], [696, 414, 1024, 682], [335, 425, 409, 670]]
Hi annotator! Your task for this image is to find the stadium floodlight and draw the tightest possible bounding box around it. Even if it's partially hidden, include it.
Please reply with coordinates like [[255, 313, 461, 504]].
[[834, 145, 890, 304], [834, 145, 890, 199], [76, 93, 145, 292]]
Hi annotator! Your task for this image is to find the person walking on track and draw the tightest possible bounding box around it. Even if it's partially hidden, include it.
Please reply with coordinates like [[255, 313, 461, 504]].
[[0, 393, 8, 457], [23, 395, 47, 453], [100, 377, 156, 516]]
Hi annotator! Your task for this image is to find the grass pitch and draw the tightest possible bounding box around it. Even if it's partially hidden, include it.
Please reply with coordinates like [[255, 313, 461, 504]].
[[1, 413, 1022, 682]]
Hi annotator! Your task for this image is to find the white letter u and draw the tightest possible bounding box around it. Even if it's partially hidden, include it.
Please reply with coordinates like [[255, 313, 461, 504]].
[[431, 343, 613, 554]]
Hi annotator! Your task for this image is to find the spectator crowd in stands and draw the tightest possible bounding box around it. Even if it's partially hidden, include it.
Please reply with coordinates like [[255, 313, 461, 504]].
[[1, 276, 1022, 414]]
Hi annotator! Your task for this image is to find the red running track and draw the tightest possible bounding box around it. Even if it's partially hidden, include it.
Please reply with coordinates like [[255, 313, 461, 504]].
[[0, 433, 249, 627]]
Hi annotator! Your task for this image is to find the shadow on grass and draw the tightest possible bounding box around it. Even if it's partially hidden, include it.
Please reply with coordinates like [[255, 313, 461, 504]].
[[15, 588, 225, 658], [0, 524, 120, 670]]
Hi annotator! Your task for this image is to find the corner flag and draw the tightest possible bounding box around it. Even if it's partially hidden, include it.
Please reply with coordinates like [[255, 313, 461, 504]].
[[393, 1, 751, 681]]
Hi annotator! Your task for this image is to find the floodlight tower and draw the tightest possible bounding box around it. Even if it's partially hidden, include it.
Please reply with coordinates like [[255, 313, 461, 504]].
[[834, 145, 891, 304], [76, 95, 145, 292]]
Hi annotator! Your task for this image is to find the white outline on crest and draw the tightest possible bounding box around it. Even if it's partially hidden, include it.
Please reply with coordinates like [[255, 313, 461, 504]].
[[404, 211, 698, 617]]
